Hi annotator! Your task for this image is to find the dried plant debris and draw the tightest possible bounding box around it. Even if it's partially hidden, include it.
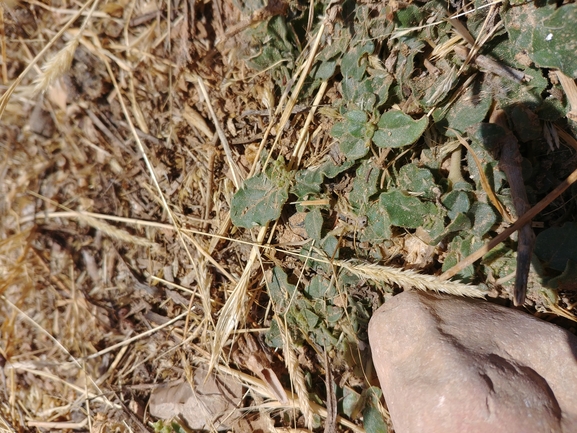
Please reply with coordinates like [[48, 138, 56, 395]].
[[148, 366, 243, 431], [1, 0, 577, 431]]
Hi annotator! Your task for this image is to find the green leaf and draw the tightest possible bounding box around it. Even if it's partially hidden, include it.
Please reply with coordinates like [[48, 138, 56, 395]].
[[423, 207, 448, 244], [443, 212, 472, 233], [363, 406, 388, 433], [326, 305, 343, 323], [268, 266, 296, 311], [467, 123, 508, 193], [491, 66, 547, 113], [468, 202, 497, 237], [318, 158, 356, 179], [370, 72, 394, 109], [373, 110, 428, 148], [342, 76, 374, 106], [331, 110, 376, 160], [341, 73, 394, 111], [317, 22, 350, 61], [363, 200, 392, 241], [379, 189, 434, 229], [321, 234, 340, 258], [244, 16, 296, 86], [433, 83, 492, 135], [292, 158, 354, 200], [292, 168, 324, 199], [397, 163, 438, 200], [510, 104, 542, 143], [350, 159, 380, 210], [311, 59, 337, 81], [341, 40, 375, 81], [342, 387, 362, 418], [305, 208, 324, 242], [442, 234, 482, 281], [504, 2, 577, 78], [482, 244, 517, 282], [231, 173, 289, 228], [345, 109, 369, 124], [306, 275, 334, 298], [340, 136, 371, 160], [395, 3, 422, 28], [442, 190, 471, 220], [265, 318, 283, 348], [534, 222, 577, 271], [302, 308, 319, 330], [311, 323, 339, 347]]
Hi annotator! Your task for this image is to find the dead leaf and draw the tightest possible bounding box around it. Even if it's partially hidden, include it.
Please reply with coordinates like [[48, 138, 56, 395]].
[[148, 366, 243, 430]]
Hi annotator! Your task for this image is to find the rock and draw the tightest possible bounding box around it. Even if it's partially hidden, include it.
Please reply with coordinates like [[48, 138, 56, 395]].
[[368, 291, 577, 433]]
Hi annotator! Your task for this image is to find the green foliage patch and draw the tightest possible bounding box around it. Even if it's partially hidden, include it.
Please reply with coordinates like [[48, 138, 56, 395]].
[[231, 0, 577, 428]]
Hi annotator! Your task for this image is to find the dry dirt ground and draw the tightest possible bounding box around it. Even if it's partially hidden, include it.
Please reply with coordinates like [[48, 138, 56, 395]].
[[1, 0, 374, 431], [1, 0, 577, 431]]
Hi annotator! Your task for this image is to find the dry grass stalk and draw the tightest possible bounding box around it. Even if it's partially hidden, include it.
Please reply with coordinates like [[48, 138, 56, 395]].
[[556, 70, 577, 121], [84, 311, 188, 360], [0, 0, 98, 118], [554, 124, 577, 152], [191, 253, 215, 334], [98, 41, 212, 345], [263, 19, 326, 170], [335, 260, 486, 298], [25, 210, 270, 252], [33, 0, 102, 94], [278, 317, 314, 429], [209, 224, 267, 374], [391, 0, 503, 39], [2, 295, 117, 416], [183, 105, 214, 138], [33, 39, 78, 94], [0, 7, 7, 85], [76, 212, 155, 247], [197, 76, 242, 189], [210, 16, 327, 376], [183, 232, 237, 283], [27, 191, 154, 247], [289, 80, 328, 170]]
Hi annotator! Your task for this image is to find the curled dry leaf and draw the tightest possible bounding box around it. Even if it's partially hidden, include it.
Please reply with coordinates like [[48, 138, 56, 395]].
[[148, 366, 243, 431], [232, 333, 288, 404]]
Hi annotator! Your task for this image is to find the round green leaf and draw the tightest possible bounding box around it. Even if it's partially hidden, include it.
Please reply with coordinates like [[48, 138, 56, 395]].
[[339, 136, 370, 160], [345, 109, 368, 124], [398, 163, 438, 199], [341, 41, 374, 81], [373, 110, 428, 148], [379, 189, 433, 228], [231, 174, 289, 228]]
